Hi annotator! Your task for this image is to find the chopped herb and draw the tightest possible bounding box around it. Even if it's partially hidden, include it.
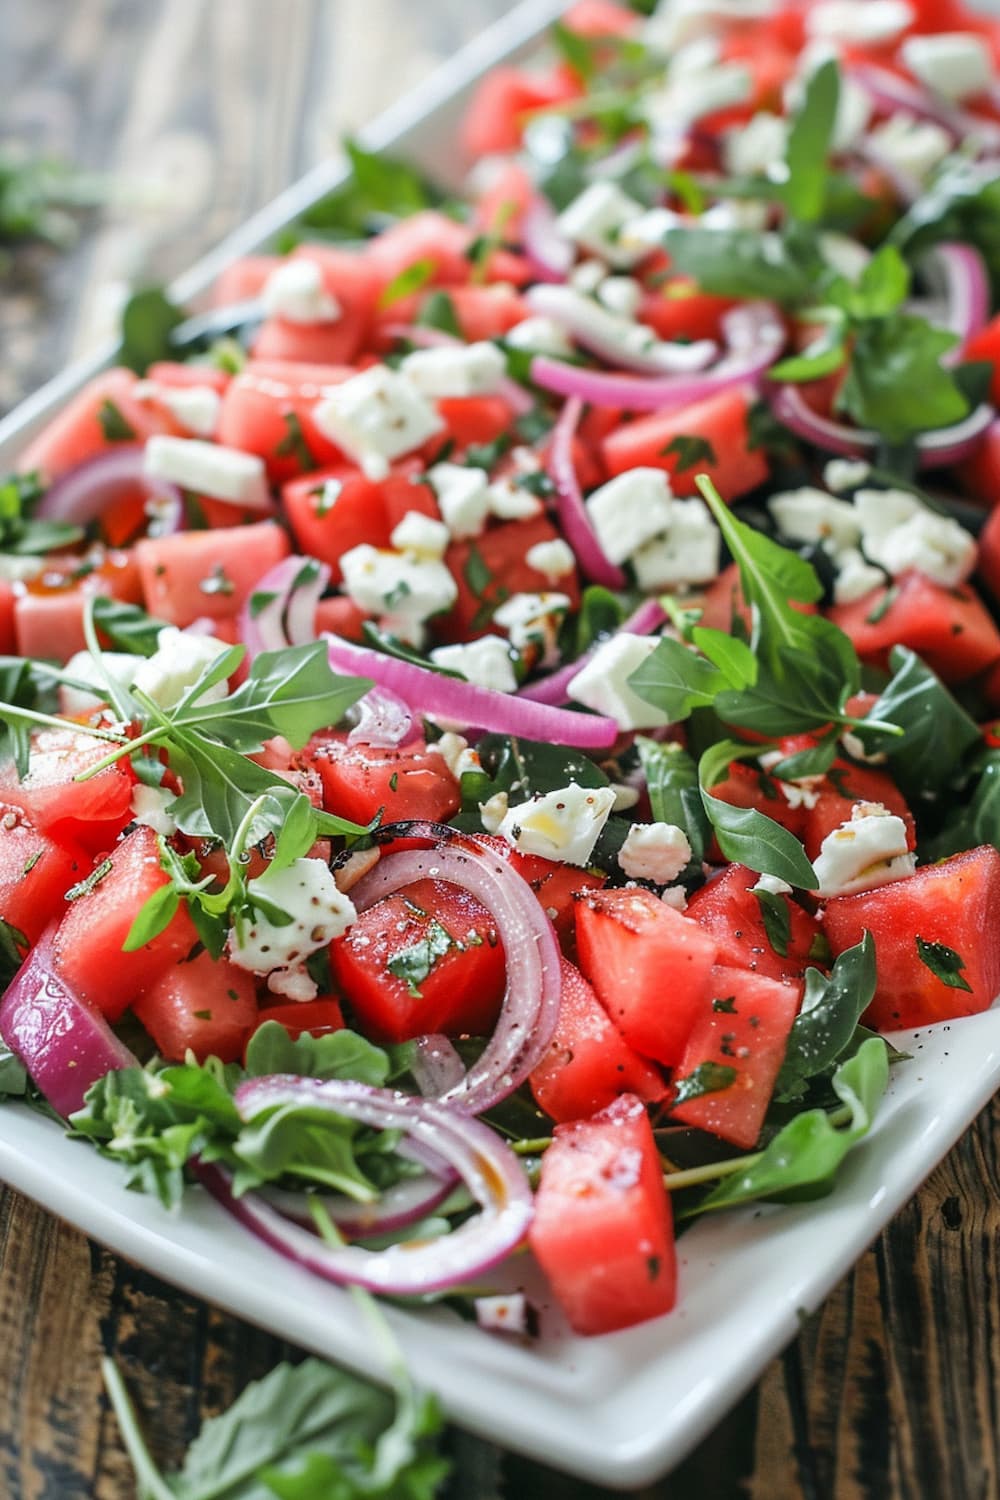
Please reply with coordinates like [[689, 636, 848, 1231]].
[[515, 469, 556, 498], [65, 857, 114, 902], [661, 434, 718, 472], [199, 565, 236, 597], [712, 995, 738, 1014], [915, 937, 973, 993], [22, 851, 42, 876], [274, 410, 316, 470], [387, 919, 454, 998], [417, 289, 462, 338], [672, 1061, 737, 1106], [754, 888, 791, 957], [464, 434, 512, 471], [96, 398, 137, 443], [377, 256, 436, 310], [313, 478, 343, 516]]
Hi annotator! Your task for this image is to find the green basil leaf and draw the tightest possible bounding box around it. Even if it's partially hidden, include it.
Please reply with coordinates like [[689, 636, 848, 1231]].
[[784, 58, 840, 223], [753, 888, 791, 957], [635, 737, 709, 865], [700, 741, 818, 890], [774, 934, 877, 1102], [915, 936, 973, 993], [853, 647, 980, 797]]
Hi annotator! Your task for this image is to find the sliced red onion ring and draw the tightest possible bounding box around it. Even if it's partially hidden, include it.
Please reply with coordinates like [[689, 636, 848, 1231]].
[[323, 634, 619, 749], [767, 383, 995, 469], [547, 395, 626, 590], [526, 284, 718, 376], [530, 301, 785, 410], [520, 197, 574, 283], [409, 1034, 467, 1098], [385, 323, 534, 416], [199, 1079, 533, 1295], [345, 685, 415, 748], [354, 823, 562, 1115], [238, 555, 330, 657], [519, 597, 667, 706], [35, 445, 183, 536], [849, 63, 1000, 151], [925, 242, 990, 358], [0, 941, 136, 1118]]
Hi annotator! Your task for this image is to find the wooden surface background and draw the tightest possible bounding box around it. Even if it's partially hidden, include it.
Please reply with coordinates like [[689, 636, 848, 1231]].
[[1, 2, 998, 1496]]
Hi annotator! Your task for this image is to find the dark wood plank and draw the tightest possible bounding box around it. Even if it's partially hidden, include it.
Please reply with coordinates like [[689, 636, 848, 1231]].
[[1, 3, 999, 1497]]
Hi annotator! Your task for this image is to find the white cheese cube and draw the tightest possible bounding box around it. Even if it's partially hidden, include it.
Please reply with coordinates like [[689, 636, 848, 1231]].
[[525, 538, 576, 583], [429, 635, 518, 694], [498, 782, 617, 867], [585, 468, 674, 565], [505, 316, 575, 358], [597, 276, 643, 319], [401, 341, 507, 399], [60, 649, 141, 716], [866, 114, 953, 182], [812, 802, 916, 897], [824, 458, 871, 492], [479, 791, 510, 834], [131, 627, 232, 710], [339, 544, 457, 643], [833, 549, 887, 605], [130, 784, 177, 836], [901, 32, 993, 102], [493, 591, 571, 667], [723, 112, 789, 177], [261, 259, 342, 324], [819, 233, 872, 284], [618, 822, 692, 883], [874, 511, 977, 587], [645, 62, 752, 132], [557, 182, 647, 269], [768, 487, 862, 550], [616, 207, 683, 258], [568, 633, 672, 731], [487, 476, 544, 521], [144, 436, 269, 508], [751, 873, 793, 896], [228, 857, 357, 999], [807, 0, 913, 45], [631, 499, 721, 591], [390, 509, 450, 559], [138, 381, 221, 438], [429, 462, 492, 539], [853, 486, 920, 539], [428, 731, 481, 780], [312, 365, 444, 482]]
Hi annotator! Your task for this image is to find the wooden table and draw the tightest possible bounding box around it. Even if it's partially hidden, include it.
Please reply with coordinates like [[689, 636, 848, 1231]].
[[1, 3, 997, 1495]]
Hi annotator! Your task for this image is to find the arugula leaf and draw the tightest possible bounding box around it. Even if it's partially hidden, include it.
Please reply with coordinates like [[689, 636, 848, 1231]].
[[0, 470, 84, 556], [91, 596, 168, 656], [700, 740, 818, 890], [784, 59, 840, 224], [120, 287, 186, 373], [852, 647, 981, 798], [754, 888, 791, 957], [635, 737, 709, 864], [693, 1036, 889, 1213], [837, 314, 968, 445], [627, 636, 732, 720], [774, 934, 877, 1103], [186, 643, 370, 751], [661, 225, 820, 303], [915, 937, 972, 993]]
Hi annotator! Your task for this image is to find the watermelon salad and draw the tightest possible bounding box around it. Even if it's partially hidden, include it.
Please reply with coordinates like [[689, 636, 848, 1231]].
[[4, 0, 1000, 1341]]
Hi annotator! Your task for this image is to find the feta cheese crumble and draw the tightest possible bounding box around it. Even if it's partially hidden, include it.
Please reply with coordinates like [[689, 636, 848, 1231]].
[[390, 509, 450, 560], [901, 32, 993, 102], [556, 182, 647, 269], [428, 463, 492, 539], [228, 857, 357, 1000], [498, 782, 617, 867], [631, 499, 721, 591], [493, 592, 571, 668], [401, 341, 507, 399], [585, 469, 675, 565], [144, 436, 269, 508], [568, 634, 672, 731], [618, 823, 692, 884], [525, 537, 576, 583], [430, 635, 518, 694], [812, 802, 916, 898], [131, 627, 232, 710], [312, 365, 444, 481], [261, 259, 342, 324], [339, 543, 457, 646]]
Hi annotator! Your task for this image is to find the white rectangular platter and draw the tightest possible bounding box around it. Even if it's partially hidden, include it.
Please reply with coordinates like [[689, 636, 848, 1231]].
[[2, 0, 1000, 1486]]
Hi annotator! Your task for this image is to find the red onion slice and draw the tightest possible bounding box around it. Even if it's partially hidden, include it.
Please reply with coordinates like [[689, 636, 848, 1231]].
[[518, 597, 667, 706], [238, 555, 330, 657], [768, 383, 995, 469], [0, 941, 136, 1118], [385, 323, 534, 416], [926, 242, 990, 357], [547, 395, 626, 589], [35, 445, 183, 536], [525, 284, 718, 376], [323, 634, 619, 749], [353, 824, 562, 1115], [199, 1079, 533, 1295], [345, 685, 415, 748], [530, 301, 785, 410], [520, 197, 574, 283], [850, 62, 1000, 151], [409, 1034, 467, 1098]]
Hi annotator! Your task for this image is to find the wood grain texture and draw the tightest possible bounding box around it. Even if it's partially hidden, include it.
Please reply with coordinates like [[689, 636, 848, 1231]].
[[1, 2, 999, 1496]]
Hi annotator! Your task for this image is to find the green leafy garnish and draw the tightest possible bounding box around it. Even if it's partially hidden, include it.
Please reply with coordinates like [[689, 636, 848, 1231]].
[[753, 887, 791, 957], [120, 287, 186, 373], [0, 470, 83, 556], [635, 737, 709, 865], [774, 935, 877, 1103], [671, 1061, 737, 1107], [915, 937, 972, 993], [700, 739, 818, 890], [661, 434, 718, 472], [387, 919, 455, 999]]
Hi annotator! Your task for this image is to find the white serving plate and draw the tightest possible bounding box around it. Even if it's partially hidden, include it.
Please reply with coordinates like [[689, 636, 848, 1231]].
[[2, 0, 1000, 1486]]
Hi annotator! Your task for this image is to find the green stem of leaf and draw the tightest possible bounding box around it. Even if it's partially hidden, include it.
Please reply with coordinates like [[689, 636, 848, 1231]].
[[511, 1137, 553, 1156], [100, 1358, 176, 1500], [662, 1104, 854, 1192], [309, 1199, 408, 1387], [73, 722, 168, 780], [3, 704, 125, 742]]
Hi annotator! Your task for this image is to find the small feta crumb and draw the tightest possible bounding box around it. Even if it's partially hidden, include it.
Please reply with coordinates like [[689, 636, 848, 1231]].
[[144, 436, 269, 508], [866, 113, 953, 183], [612, 784, 641, 812], [824, 458, 871, 492], [871, 510, 977, 588], [618, 822, 692, 884], [779, 781, 821, 812], [853, 486, 920, 539], [568, 633, 672, 731], [617, 207, 682, 258], [526, 283, 716, 373], [660, 884, 688, 911], [568, 259, 608, 294], [901, 31, 993, 102], [812, 802, 916, 898], [487, 476, 544, 521], [428, 731, 481, 780], [140, 382, 221, 438], [340, 543, 457, 645], [261, 259, 342, 324], [505, 316, 575, 358], [631, 499, 720, 591], [557, 182, 647, 269], [401, 341, 507, 399], [130, 783, 177, 836], [833, 549, 887, 605], [751, 873, 793, 896], [430, 635, 517, 694], [479, 791, 509, 834], [840, 729, 888, 766], [525, 538, 576, 584], [819, 232, 872, 284], [429, 462, 492, 539], [596, 276, 642, 319], [498, 782, 617, 866], [493, 591, 571, 668], [722, 112, 789, 177], [807, 0, 913, 45], [586, 469, 674, 565], [390, 509, 449, 559], [131, 627, 231, 710], [643, 61, 751, 133], [228, 856, 357, 999], [768, 487, 862, 550], [60, 649, 139, 716], [312, 365, 444, 481]]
